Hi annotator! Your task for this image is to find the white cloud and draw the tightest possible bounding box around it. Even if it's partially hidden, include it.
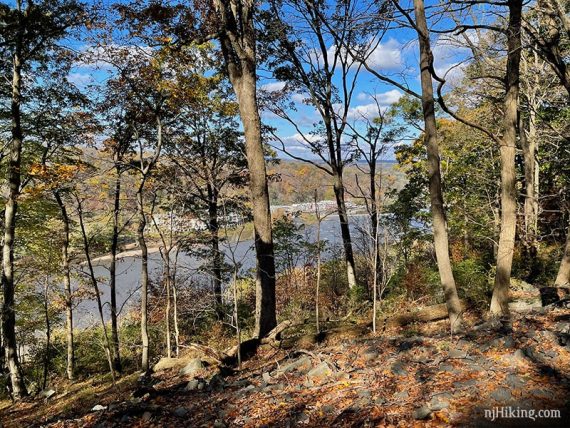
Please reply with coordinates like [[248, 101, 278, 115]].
[[366, 38, 403, 71], [261, 81, 286, 92], [344, 90, 403, 120], [67, 72, 93, 87], [291, 93, 309, 103]]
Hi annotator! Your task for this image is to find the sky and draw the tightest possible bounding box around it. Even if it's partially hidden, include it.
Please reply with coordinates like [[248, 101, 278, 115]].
[[3, 0, 493, 161]]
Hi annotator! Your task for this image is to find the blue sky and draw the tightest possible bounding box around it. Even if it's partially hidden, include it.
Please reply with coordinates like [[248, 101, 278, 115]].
[[4, 0, 488, 160]]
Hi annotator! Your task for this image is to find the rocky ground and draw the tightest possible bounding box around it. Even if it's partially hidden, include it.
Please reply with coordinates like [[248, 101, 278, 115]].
[[2, 293, 570, 427]]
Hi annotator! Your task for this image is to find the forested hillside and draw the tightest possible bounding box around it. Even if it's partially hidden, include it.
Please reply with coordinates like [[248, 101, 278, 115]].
[[0, 0, 569, 426]]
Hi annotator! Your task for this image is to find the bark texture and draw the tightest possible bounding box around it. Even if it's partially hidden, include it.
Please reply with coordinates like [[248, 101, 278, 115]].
[[54, 192, 74, 380], [413, 0, 464, 332], [214, 0, 277, 337], [2, 16, 28, 398], [490, 0, 523, 317], [555, 226, 570, 286], [109, 163, 122, 373]]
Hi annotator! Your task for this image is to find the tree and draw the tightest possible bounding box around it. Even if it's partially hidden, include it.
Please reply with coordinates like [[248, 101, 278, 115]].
[[213, 0, 277, 337], [489, 0, 523, 317], [0, 0, 86, 398], [392, 0, 464, 331], [264, 0, 386, 291], [170, 69, 247, 318]]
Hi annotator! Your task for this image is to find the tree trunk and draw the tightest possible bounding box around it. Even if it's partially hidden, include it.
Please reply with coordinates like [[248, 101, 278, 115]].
[[137, 187, 150, 372], [216, 0, 277, 338], [42, 279, 50, 390], [490, 0, 523, 317], [162, 248, 172, 358], [76, 197, 115, 381], [413, 0, 464, 332], [555, 222, 570, 286], [333, 172, 358, 290], [2, 19, 27, 398], [109, 163, 122, 374], [207, 186, 223, 315], [54, 191, 74, 381], [172, 246, 180, 357]]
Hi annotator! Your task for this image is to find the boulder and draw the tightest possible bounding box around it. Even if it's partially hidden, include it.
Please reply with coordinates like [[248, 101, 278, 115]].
[[307, 362, 332, 381], [413, 405, 432, 420], [91, 404, 107, 412], [179, 358, 204, 376], [274, 356, 312, 375]]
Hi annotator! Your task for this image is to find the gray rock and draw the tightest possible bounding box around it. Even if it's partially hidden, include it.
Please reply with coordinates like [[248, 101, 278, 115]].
[[429, 393, 452, 411], [503, 336, 515, 348], [174, 407, 189, 417], [362, 351, 379, 361], [208, 373, 225, 391], [531, 389, 555, 399], [265, 383, 284, 392], [513, 349, 527, 362], [375, 397, 387, 405], [413, 405, 432, 420], [453, 379, 477, 389], [141, 411, 152, 422], [307, 362, 332, 380], [179, 358, 204, 376], [275, 356, 312, 375], [358, 389, 372, 399], [296, 412, 310, 423], [322, 405, 336, 414], [448, 349, 467, 359], [439, 363, 455, 373], [491, 387, 512, 401], [394, 391, 409, 400], [40, 389, 56, 400], [213, 421, 226, 428], [505, 373, 527, 388], [91, 404, 107, 412], [262, 372, 272, 383], [390, 361, 407, 376], [185, 379, 200, 391]]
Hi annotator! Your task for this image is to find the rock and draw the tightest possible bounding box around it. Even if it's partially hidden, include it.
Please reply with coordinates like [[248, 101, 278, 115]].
[[358, 389, 372, 399], [91, 404, 107, 412], [491, 387, 512, 401], [208, 373, 225, 391], [390, 361, 407, 376], [185, 379, 201, 391], [275, 356, 312, 375], [503, 336, 515, 349], [322, 404, 336, 414], [505, 373, 527, 388], [296, 412, 310, 423], [120, 415, 131, 424], [265, 383, 284, 392], [394, 391, 409, 400], [453, 379, 477, 389], [429, 393, 452, 411], [40, 389, 56, 399], [213, 421, 226, 428], [362, 350, 379, 361], [173, 407, 189, 417], [307, 362, 332, 380], [179, 358, 204, 376], [413, 405, 432, 420], [448, 349, 467, 359], [513, 349, 528, 363], [531, 389, 555, 399], [262, 372, 272, 383], [438, 363, 455, 373], [141, 411, 152, 422]]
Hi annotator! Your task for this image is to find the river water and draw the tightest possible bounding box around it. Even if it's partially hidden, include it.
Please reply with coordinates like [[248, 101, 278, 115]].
[[75, 214, 377, 327]]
